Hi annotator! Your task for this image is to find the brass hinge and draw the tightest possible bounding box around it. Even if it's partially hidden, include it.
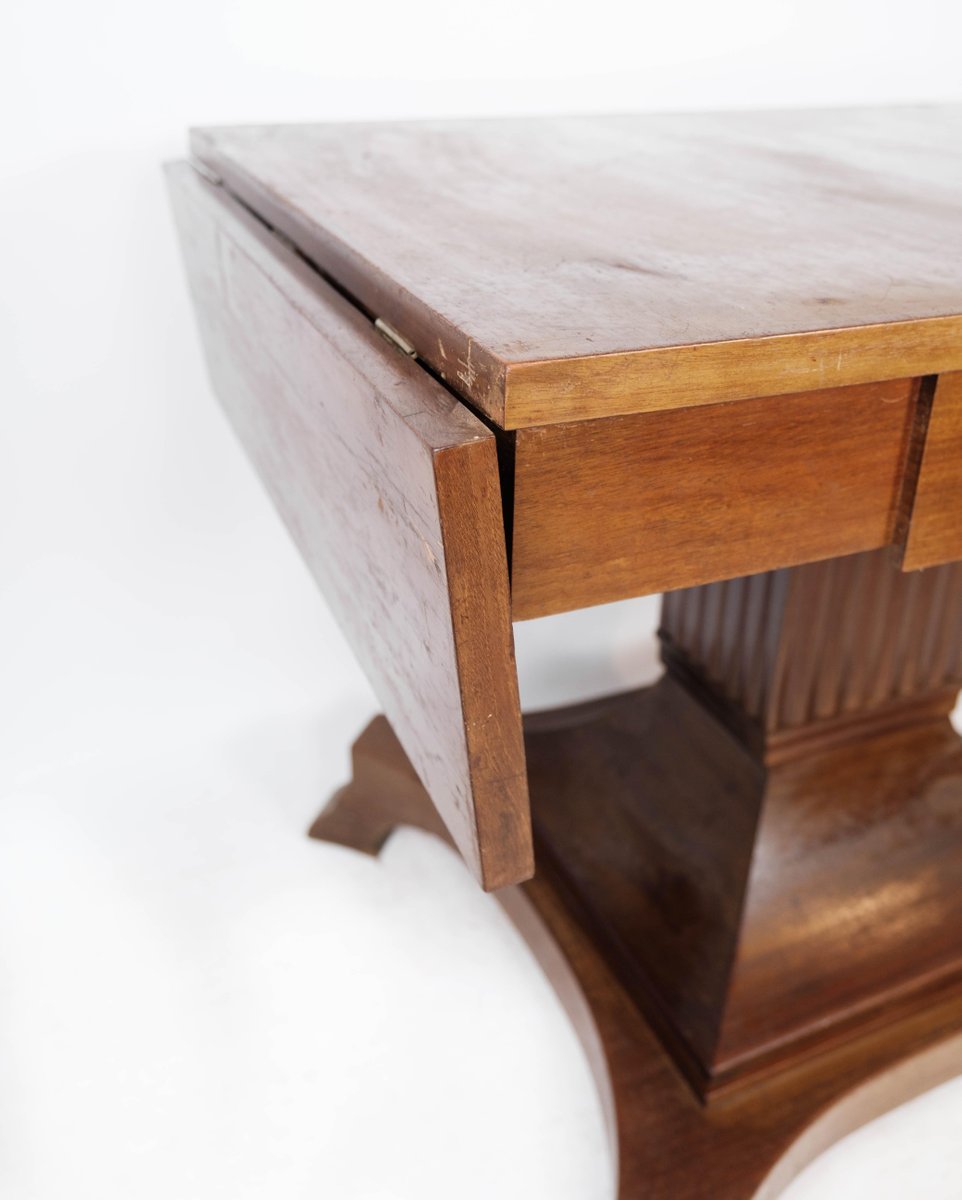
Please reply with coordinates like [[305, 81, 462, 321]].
[[374, 317, 416, 358]]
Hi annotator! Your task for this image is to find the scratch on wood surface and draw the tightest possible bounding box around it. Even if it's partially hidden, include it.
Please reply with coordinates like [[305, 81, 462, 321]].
[[457, 339, 478, 391]]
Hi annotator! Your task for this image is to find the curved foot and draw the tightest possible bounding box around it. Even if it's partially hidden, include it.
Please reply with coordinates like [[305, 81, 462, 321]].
[[310, 715, 962, 1199], [308, 716, 449, 854]]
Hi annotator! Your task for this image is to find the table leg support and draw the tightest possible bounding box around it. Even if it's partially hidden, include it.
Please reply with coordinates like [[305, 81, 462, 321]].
[[310, 548, 962, 1198]]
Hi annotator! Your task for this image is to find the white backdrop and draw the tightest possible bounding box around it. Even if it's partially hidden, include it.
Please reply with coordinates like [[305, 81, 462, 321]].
[[4, 2, 962, 1197]]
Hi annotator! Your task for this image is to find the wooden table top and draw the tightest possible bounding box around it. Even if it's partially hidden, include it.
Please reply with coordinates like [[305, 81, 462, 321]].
[[193, 107, 962, 429]]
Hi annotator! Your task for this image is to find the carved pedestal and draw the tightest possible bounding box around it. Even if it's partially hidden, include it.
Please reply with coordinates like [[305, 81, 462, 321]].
[[538, 549, 962, 1096], [312, 549, 962, 1197]]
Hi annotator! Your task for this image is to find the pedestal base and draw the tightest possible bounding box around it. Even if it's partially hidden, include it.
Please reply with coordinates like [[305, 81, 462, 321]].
[[311, 713, 962, 1199]]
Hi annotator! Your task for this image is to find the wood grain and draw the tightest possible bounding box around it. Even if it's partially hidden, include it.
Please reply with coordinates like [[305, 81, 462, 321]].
[[662, 550, 962, 743], [165, 161, 531, 890], [511, 379, 919, 620], [529, 550, 962, 1096], [554, 552, 959, 1099], [313, 713, 962, 1199], [191, 107, 962, 428], [903, 371, 962, 569], [507, 319, 962, 427]]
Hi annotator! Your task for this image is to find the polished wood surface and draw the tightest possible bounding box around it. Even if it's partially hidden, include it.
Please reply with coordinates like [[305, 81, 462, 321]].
[[537, 550, 962, 1095], [511, 379, 921, 618], [166, 162, 531, 890], [661, 549, 962, 746], [903, 371, 962, 570], [172, 106, 962, 1193], [193, 107, 962, 428], [312, 714, 962, 1199]]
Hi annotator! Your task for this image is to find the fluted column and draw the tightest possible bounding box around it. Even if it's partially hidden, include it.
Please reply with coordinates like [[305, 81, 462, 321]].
[[660, 549, 962, 756], [528, 548, 962, 1097]]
